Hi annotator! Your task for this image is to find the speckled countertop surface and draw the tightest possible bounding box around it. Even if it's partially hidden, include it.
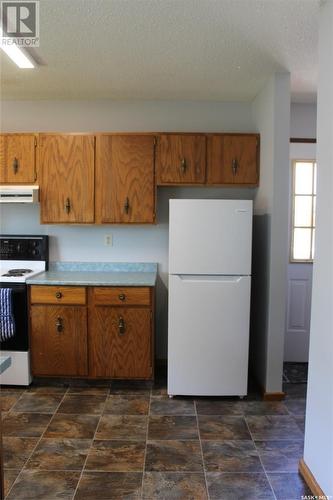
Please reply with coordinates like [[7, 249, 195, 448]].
[[26, 262, 157, 287]]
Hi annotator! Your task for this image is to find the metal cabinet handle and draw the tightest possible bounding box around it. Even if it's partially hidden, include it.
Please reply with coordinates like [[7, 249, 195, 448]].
[[13, 157, 19, 174], [55, 291, 62, 299], [180, 158, 187, 174], [56, 317, 63, 333], [124, 197, 130, 214], [65, 198, 71, 214], [232, 159, 238, 176], [118, 316, 126, 335], [118, 293, 126, 301]]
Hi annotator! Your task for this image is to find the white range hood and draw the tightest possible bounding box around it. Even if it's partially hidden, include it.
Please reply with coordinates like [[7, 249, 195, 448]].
[[0, 185, 39, 203]]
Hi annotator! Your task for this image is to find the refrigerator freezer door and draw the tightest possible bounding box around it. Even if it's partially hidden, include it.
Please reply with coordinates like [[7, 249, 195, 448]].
[[168, 274, 251, 396], [169, 199, 252, 275]]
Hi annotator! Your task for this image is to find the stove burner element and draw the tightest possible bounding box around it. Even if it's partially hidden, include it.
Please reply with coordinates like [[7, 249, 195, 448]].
[[8, 269, 33, 274], [1, 268, 33, 277]]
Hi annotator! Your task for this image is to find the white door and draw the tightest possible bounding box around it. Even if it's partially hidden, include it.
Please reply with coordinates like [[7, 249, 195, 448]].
[[168, 274, 251, 396], [284, 143, 316, 362], [169, 199, 252, 275]]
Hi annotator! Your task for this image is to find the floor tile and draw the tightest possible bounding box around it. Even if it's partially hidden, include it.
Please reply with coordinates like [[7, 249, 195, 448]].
[[104, 395, 149, 415], [285, 399, 306, 416], [25, 438, 91, 470], [110, 381, 151, 396], [44, 414, 100, 439], [74, 471, 142, 499], [148, 416, 198, 440], [3, 469, 20, 497], [195, 399, 244, 416], [151, 384, 168, 396], [27, 385, 68, 395], [294, 415, 306, 433], [67, 386, 110, 395], [242, 400, 288, 415], [283, 383, 307, 399], [255, 440, 304, 472], [145, 440, 203, 472], [142, 472, 207, 499], [198, 416, 251, 440], [12, 393, 63, 413], [202, 440, 263, 472], [0, 392, 22, 412], [6, 470, 80, 499], [1, 412, 52, 437], [206, 472, 274, 500], [85, 440, 145, 472], [57, 394, 107, 415], [150, 396, 195, 415], [268, 472, 311, 499], [3, 436, 38, 468], [96, 415, 147, 440], [246, 415, 304, 440]]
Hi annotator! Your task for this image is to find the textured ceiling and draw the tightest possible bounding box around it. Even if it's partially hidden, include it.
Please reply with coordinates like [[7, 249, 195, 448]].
[[0, 0, 319, 102]]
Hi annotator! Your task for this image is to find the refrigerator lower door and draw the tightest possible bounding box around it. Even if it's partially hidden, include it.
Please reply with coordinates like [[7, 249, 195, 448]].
[[168, 274, 251, 396]]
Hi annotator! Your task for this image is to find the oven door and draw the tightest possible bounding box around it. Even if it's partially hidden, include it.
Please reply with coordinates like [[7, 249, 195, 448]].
[[0, 283, 28, 351]]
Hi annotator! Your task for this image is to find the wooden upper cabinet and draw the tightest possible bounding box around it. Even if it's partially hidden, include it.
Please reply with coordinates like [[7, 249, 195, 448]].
[[30, 305, 88, 377], [39, 134, 95, 223], [95, 135, 155, 224], [156, 134, 206, 184], [207, 134, 259, 185], [0, 134, 37, 184]]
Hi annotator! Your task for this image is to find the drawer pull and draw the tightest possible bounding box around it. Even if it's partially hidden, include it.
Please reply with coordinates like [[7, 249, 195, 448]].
[[232, 158, 238, 176], [180, 157, 186, 174], [13, 157, 19, 174], [56, 317, 63, 333], [65, 198, 71, 214], [55, 292, 62, 299], [118, 316, 126, 336], [124, 197, 130, 214], [118, 293, 126, 301]]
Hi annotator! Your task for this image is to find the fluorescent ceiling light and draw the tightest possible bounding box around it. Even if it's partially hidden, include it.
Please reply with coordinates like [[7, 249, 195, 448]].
[[1, 45, 35, 68]]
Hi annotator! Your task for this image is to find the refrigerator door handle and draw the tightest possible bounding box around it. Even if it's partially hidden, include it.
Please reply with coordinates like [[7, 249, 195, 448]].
[[177, 275, 245, 283]]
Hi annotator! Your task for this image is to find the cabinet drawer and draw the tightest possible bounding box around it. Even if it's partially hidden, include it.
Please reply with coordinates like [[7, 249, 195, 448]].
[[93, 287, 151, 306], [30, 285, 86, 305]]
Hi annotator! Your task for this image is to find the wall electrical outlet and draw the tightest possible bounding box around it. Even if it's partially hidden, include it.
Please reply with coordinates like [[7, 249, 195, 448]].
[[104, 234, 113, 246]]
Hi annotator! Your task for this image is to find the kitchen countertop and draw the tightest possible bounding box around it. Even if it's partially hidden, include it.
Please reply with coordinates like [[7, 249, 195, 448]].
[[0, 355, 11, 375], [26, 262, 158, 287]]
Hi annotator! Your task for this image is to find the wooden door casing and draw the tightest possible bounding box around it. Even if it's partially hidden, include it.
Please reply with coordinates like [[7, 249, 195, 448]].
[[0, 134, 36, 184], [39, 134, 94, 223], [156, 134, 206, 184], [89, 306, 152, 379], [30, 305, 88, 376], [95, 135, 155, 223]]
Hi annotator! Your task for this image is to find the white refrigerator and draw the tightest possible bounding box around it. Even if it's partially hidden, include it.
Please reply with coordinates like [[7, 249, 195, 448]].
[[168, 199, 253, 397]]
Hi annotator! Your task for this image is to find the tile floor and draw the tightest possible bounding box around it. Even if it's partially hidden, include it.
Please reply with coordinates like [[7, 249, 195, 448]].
[[1, 376, 310, 499]]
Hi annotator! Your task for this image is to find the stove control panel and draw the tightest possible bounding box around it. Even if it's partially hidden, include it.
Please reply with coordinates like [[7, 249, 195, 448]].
[[0, 235, 49, 262]]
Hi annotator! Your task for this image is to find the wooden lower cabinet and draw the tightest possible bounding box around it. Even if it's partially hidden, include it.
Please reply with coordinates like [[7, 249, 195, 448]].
[[89, 306, 152, 379], [29, 285, 154, 380], [30, 305, 88, 376]]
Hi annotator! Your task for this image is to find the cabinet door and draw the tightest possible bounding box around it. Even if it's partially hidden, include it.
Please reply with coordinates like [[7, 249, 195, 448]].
[[89, 306, 152, 379], [0, 134, 36, 183], [39, 134, 94, 223], [208, 134, 259, 185], [30, 305, 88, 376], [157, 134, 206, 184], [95, 135, 155, 223]]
